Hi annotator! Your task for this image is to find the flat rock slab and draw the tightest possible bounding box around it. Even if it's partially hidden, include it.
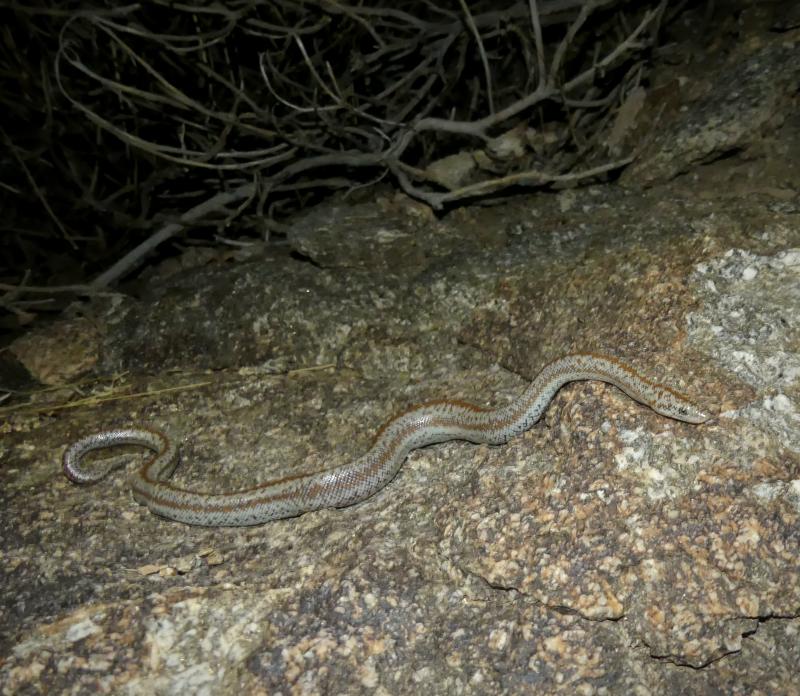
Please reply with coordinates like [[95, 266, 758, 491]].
[[4, 23, 800, 696], [4, 180, 800, 694]]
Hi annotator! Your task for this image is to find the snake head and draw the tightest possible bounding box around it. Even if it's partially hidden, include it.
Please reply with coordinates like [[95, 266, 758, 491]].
[[652, 387, 712, 424]]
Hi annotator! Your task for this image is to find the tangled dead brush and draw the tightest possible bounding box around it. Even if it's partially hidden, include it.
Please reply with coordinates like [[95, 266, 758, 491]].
[[1, 0, 675, 308]]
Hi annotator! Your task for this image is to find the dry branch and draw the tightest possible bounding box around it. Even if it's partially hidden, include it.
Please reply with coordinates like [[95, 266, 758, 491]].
[[2, 0, 674, 306]]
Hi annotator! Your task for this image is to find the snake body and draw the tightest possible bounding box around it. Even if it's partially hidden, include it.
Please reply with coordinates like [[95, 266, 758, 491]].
[[62, 353, 709, 526]]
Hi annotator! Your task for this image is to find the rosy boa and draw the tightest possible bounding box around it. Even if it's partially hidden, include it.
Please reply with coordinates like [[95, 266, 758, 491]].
[[62, 353, 709, 526]]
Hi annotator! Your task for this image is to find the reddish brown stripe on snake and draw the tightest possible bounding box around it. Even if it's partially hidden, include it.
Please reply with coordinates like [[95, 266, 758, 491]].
[[62, 353, 709, 526]]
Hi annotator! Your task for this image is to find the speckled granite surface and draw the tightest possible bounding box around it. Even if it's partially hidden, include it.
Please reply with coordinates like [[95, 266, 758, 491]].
[[3, 19, 800, 696]]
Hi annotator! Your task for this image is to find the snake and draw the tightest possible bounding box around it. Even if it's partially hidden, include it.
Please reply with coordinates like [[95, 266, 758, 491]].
[[62, 352, 710, 526]]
